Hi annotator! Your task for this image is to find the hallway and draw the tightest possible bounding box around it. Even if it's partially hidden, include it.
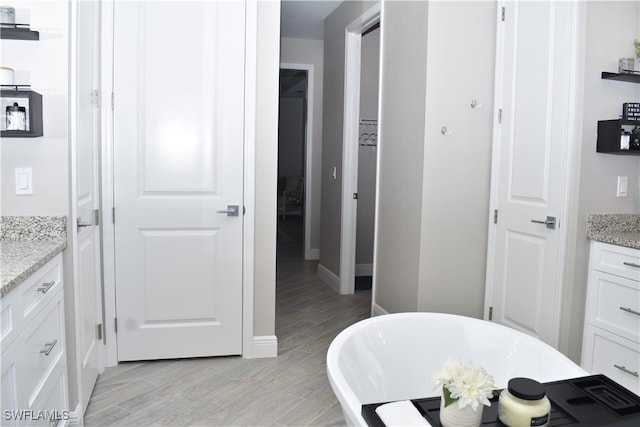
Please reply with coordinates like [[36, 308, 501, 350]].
[[83, 219, 372, 426]]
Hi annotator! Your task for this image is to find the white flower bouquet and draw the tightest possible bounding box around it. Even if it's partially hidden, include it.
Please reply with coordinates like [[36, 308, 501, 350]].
[[432, 359, 496, 412]]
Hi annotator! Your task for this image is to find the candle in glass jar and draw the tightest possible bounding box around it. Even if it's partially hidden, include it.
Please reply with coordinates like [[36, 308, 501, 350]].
[[498, 378, 550, 427]]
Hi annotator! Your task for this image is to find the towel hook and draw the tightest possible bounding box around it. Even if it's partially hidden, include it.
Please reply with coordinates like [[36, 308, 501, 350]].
[[441, 126, 453, 135], [470, 99, 483, 109]]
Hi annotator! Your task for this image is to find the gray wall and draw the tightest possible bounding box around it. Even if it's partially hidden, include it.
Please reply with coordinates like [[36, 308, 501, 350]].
[[320, 0, 378, 276], [280, 37, 324, 257], [560, 1, 640, 362], [356, 27, 380, 270]]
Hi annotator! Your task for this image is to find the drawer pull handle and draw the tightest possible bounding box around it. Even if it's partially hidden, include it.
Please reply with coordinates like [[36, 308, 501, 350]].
[[37, 280, 55, 294], [623, 261, 640, 268], [619, 306, 640, 316], [40, 339, 58, 356], [614, 364, 639, 377]]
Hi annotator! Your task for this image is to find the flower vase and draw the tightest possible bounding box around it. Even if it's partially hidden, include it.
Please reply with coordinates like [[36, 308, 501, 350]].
[[439, 399, 483, 427]]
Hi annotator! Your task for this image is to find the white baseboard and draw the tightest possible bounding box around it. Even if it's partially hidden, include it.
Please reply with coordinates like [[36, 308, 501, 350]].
[[67, 402, 82, 426], [317, 263, 340, 293], [371, 303, 389, 317], [305, 248, 320, 260], [355, 263, 373, 276], [248, 335, 278, 358]]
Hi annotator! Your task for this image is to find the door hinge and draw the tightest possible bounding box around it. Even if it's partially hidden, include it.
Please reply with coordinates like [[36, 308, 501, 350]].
[[489, 306, 493, 321], [493, 209, 498, 224], [353, 193, 358, 200], [498, 108, 502, 124], [114, 317, 118, 333], [91, 89, 100, 107], [501, 6, 505, 21], [112, 207, 115, 223], [243, 206, 246, 215], [96, 323, 103, 340], [111, 92, 115, 110], [94, 208, 100, 226]]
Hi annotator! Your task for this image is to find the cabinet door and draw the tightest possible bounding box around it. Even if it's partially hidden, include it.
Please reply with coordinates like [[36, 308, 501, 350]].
[[1, 342, 23, 427]]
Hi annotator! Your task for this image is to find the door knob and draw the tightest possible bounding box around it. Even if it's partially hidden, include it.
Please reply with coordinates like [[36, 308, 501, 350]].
[[531, 216, 556, 229], [216, 205, 239, 217]]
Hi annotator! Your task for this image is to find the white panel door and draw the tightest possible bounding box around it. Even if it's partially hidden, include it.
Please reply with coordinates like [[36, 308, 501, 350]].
[[73, 0, 103, 414], [486, 1, 574, 346], [113, 1, 245, 361]]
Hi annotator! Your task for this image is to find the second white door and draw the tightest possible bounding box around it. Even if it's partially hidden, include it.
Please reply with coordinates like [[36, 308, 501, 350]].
[[486, 1, 576, 347], [113, 1, 245, 361]]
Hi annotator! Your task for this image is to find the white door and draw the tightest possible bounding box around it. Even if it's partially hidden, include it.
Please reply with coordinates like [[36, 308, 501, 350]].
[[113, 1, 245, 361], [73, 0, 103, 413], [485, 1, 575, 347]]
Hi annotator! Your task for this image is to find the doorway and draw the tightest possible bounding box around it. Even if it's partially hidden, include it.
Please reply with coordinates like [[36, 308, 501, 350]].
[[277, 64, 313, 259], [340, 5, 381, 295]]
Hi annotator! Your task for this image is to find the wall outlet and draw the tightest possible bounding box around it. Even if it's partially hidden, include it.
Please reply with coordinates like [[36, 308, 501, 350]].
[[617, 176, 628, 198]]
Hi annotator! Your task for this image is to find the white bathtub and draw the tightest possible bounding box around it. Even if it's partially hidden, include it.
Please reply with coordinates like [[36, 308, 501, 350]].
[[326, 312, 588, 426]]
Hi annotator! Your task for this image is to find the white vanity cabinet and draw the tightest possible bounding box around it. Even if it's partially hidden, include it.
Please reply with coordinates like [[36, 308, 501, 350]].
[[1, 254, 69, 426], [581, 241, 640, 395]]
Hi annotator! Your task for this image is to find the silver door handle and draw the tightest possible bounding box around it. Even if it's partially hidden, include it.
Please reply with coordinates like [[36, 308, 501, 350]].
[[619, 306, 640, 316], [77, 217, 94, 229], [40, 339, 58, 356], [216, 205, 239, 217], [37, 281, 55, 294], [614, 364, 639, 377], [531, 216, 556, 229], [623, 261, 640, 268]]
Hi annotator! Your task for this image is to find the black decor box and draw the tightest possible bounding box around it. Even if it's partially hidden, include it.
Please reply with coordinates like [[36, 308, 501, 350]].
[[0, 89, 43, 137], [597, 119, 640, 154], [623, 103, 640, 121]]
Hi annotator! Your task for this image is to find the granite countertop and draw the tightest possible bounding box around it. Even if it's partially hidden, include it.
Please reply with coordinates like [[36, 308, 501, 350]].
[[0, 216, 67, 298], [586, 213, 640, 250]]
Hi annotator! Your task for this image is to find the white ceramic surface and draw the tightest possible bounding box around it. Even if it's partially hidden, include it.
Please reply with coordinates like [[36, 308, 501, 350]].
[[326, 312, 588, 426]]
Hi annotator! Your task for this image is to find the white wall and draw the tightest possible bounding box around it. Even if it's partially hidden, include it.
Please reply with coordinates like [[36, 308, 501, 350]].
[[560, 1, 640, 363], [1, 2, 69, 216], [280, 36, 323, 256], [253, 0, 281, 338]]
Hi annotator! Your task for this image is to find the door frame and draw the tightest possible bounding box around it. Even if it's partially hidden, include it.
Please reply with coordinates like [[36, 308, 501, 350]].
[[279, 62, 315, 260], [99, 0, 258, 365], [483, 0, 585, 349], [340, 3, 381, 294]]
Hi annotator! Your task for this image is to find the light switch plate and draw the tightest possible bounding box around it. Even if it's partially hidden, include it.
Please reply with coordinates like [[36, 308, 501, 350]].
[[15, 168, 33, 195], [617, 176, 628, 198]]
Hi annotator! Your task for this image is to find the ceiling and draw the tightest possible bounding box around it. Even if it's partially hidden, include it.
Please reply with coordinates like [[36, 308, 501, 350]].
[[280, 0, 343, 40]]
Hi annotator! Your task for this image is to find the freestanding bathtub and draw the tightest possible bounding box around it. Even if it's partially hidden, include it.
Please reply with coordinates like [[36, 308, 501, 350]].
[[326, 312, 588, 426]]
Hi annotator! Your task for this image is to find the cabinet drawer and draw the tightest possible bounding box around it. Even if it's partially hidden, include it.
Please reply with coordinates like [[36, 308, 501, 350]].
[[22, 295, 64, 408], [585, 326, 640, 396], [1, 342, 22, 427], [590, 241, 640, 281], [586, 270, 640, 342], [21, 256, 63, 324], [1, 288, 22, 351], [27, 361, 68, 427]]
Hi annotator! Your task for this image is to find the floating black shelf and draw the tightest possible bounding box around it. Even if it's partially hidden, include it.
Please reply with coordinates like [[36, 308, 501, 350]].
[[597, 119, 640, 155], [0, 24, 39, 41], [1, 89, 43, 138], [601, 71, 640, 83]]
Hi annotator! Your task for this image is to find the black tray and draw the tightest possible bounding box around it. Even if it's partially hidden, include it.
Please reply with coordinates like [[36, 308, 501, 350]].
[[362, 375, 640, 426]]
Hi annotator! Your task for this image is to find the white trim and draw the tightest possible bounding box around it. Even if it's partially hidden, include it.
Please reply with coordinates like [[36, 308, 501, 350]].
[[340, 3, 381, 296], [306, 248, 320, 260], [355, 263, 373, 277], [317, 263, 341, 293], [280, 62, 317, 262], [251, 335, 278, 358], [371, 303, 388, 317], [100, 0, 117, 369], [242, 0, 257, 359], [66, 402, 82, 426]]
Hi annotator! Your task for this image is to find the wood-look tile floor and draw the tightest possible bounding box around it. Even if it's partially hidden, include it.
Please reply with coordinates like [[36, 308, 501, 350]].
[[84, 219, 372, 426]]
